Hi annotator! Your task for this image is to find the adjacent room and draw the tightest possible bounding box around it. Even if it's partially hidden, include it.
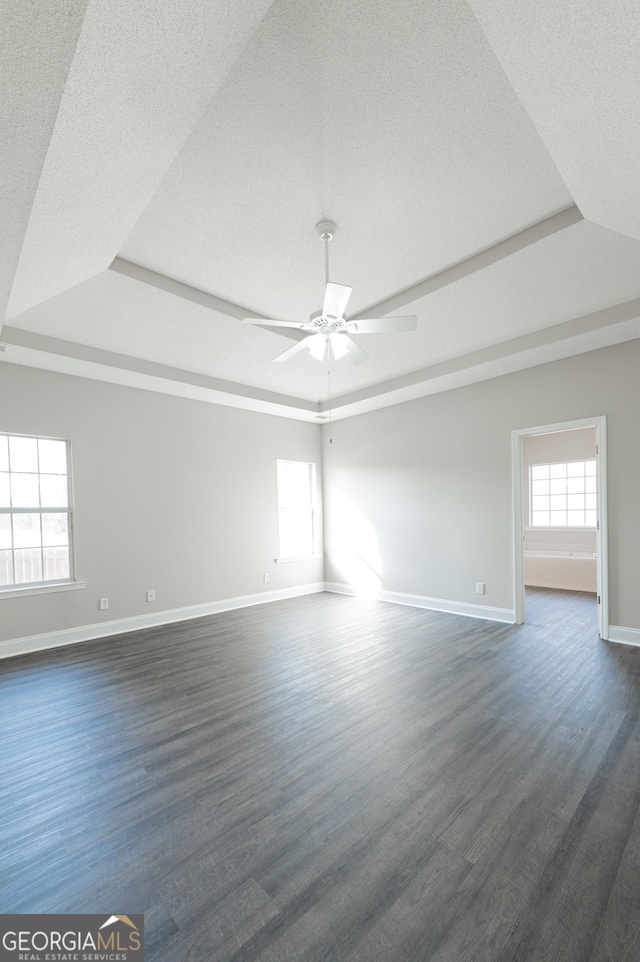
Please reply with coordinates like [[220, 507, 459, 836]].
[[519, 424, 601, 640], [2, 1, 640, 960]]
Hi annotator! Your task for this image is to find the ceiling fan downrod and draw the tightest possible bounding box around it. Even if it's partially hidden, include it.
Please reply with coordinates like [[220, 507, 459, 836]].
[[315, 220, 336, 287]]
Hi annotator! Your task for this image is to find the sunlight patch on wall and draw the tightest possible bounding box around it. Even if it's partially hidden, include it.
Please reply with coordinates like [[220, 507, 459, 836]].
[[331, 489, 382, 598]]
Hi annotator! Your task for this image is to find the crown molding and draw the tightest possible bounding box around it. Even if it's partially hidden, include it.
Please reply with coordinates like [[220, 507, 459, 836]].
[[109, 257, 306, 344], [348, 205, 583, 320], [110, 205, 583, 333]]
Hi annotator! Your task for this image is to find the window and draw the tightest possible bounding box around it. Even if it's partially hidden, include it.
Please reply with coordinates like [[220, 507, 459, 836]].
[[277, 460, 317, 559], [0, 433, 74, 590], [530, 459, 597, 528]]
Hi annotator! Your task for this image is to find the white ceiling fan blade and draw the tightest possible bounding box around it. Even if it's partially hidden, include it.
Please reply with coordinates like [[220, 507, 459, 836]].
[[322, 282, 352, 319], [272, 335, 317, 362], [341, 335, 368, 365], [243, 317, 311, 330], [345, 315, 417, 334]]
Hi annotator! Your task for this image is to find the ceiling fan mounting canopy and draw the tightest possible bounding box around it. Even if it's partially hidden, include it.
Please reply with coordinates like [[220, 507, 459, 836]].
[[315, 220, 337, 241], [242, 221, 417, 364]]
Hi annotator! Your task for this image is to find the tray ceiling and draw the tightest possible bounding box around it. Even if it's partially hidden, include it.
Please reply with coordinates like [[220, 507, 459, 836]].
[[2, 0, 640, 421]]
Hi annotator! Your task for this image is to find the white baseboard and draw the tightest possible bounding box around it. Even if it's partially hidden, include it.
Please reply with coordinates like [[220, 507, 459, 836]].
[[0, 582, 325, 661], [325, 582, 515, 623], [16, 580, 620, 660], [608, 625, 640, 648]]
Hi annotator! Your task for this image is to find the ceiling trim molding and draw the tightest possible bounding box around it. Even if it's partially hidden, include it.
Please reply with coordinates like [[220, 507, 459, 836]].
[[0, 326, 319, 415], [322, 295, 640, 413], [109, 257, 307, 343], [4, 292, 637, 425], [110, 205, 583, 337], [348, 204, 584, 321], [0, 298, 640, 424], [110, 256, 266, 320]]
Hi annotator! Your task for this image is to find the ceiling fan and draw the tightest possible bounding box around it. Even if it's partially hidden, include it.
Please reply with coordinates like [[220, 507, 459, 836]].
[[243, 221, 416, 364]]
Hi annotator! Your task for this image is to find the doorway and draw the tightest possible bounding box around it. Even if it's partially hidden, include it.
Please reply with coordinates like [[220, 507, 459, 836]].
[[511, 416, 608, 639]]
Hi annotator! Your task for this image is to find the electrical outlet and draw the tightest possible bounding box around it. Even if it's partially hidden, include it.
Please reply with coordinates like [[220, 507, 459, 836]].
[[476, 582, 485, 595], [99, 597, 108, 610], [263, 573, 269, 583], [146, 589, 156, 602]]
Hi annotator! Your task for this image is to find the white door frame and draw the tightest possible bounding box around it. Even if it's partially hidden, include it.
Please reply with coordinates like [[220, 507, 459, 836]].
[[511, 415, 608, 639]]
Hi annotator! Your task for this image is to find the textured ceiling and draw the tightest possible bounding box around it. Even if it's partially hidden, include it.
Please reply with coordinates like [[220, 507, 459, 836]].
[[0, 1, 89, 321], [2, 0, 640, 420], [5, 0, 276, 319], [466, 0, 640, 240], [121, 0, 571, 319]]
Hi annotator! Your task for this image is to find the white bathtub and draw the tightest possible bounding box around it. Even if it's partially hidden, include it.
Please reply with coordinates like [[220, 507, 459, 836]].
[[524, 548, 597, 592]]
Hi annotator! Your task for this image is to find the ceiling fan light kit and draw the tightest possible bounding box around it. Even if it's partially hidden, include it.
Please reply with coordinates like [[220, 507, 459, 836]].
[[308, 332, 328, 360], [242, 221, 417, 364]]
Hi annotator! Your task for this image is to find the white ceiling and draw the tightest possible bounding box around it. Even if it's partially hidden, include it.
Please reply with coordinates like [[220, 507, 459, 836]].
[[2, 0, 640, 421], [466, 0, 640, 241], [0, 0, 90, 323]]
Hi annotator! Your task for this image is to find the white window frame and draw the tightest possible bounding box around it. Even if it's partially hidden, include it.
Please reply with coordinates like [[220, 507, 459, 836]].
[[528, 457, 597, 530], [0, 432, 81, 597], [276, 459, 319, 562]]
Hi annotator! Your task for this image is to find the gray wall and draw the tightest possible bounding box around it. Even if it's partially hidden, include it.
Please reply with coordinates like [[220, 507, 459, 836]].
[[4, 337, 640, 644], [323, 339, 640, 632], [0, 363, 323, 642]]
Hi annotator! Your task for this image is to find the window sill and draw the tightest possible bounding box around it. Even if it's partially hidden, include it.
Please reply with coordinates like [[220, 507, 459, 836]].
[[275, 555, 323, 564], [0, 580, 87, 600], [526, 527, 597, 532]]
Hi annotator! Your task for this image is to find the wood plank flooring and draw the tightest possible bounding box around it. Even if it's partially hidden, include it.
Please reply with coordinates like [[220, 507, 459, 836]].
[[1, 588, 639, 961]]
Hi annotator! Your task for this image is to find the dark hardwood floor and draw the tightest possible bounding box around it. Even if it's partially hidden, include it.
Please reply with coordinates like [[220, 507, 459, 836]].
[[524, 584, 599, 636], [1, 588, 639, 961]]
